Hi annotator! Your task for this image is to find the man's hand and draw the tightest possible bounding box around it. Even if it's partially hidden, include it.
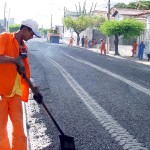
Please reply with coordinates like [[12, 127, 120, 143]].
[[33, 92, 43, 104], [15, 56, 25, 75]]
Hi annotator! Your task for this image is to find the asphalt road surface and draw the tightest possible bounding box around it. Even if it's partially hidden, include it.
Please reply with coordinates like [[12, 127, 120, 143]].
[[26, 38, 150, 150]]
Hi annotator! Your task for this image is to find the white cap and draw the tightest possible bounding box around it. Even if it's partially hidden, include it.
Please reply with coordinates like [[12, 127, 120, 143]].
[[21, 19, 41, 37]]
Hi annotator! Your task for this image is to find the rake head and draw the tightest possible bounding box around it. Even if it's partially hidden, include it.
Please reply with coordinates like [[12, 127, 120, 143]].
[[59, 135, 76, 150]]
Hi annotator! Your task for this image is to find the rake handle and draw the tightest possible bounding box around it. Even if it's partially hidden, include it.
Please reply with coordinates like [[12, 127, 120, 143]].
[[23, 73, 65, 136], [41, 101, 65, 136]]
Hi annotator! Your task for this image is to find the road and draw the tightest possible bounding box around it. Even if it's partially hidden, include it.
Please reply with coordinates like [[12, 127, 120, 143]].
[[26, 38, 150, 150]]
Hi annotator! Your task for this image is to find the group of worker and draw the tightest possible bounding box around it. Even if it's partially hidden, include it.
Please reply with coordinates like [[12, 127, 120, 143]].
[[99, 39, 146, 58], [68, 36, 146, 59], [131, 40, 146, 60], [68, 36, 106, 55]]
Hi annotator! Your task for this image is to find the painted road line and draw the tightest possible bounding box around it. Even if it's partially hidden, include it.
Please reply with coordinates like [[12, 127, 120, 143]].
[[45, 56, 147, 150], [61, 53, 150, 97]]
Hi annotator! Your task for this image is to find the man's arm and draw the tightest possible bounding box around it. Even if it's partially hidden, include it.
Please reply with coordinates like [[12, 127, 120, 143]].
[[0, 55, 25, 75], [0, 55, 16, 64]]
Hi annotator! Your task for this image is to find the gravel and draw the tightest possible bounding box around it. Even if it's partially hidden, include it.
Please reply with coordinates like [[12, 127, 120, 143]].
[[25, 52, 60, 150]]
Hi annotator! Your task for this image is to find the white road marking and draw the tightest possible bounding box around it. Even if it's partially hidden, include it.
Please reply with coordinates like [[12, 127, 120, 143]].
[[61, 53, 150, 96], [107, 58, 114, 61], [45, 56, 148, 150]]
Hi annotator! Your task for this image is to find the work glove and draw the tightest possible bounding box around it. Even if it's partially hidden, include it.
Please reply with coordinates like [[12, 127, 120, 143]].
[[15, 56, 25, 76], [33, 92, 43, 104]]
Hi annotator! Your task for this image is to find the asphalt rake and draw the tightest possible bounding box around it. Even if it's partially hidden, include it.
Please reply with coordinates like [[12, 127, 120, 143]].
[[23, 73, 76, 150]]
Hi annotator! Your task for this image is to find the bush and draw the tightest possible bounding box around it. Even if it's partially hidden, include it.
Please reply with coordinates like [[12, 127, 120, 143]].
[[9, 24, 20, 32]]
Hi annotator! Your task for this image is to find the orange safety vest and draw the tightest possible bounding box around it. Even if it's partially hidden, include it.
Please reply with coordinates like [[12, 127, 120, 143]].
[[0, 32, 30, 102], [70, 37, 74, 43], [132, 42, 138, 52], [101, 41, 106, 50]]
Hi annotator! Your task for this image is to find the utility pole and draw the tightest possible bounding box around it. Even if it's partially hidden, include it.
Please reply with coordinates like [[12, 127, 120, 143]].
[[50, 14, 52, 29], [4, 2, 7, 31], [108, 0, 110, 20], [107, 0, 111, 53], [63, 7, 65, 34], [7, 8, 10, 30]]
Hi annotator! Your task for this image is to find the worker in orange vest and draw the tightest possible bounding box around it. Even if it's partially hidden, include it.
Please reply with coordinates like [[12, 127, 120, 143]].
[[131, 40, 138, 57], [100, 39, 106, 55], [68, 36, 74, 47], [0, 19, 42, 150], [85, 36, 89, 48]]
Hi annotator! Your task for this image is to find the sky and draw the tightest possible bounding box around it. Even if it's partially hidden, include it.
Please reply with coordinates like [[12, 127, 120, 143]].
[[0, 0, 135, 29]]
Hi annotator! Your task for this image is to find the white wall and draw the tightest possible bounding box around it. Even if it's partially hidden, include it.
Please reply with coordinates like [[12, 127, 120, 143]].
[[63, 28, 77, 45]]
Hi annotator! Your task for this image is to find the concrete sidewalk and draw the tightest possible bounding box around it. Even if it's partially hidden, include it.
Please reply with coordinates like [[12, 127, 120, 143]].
[[74, 43, 150, 67]]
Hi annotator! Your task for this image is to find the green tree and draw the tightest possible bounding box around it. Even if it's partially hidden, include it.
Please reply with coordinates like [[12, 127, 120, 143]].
[[114, 3, 127, 8], [63, 15, 105, 45], [8, 24, 20, 32], [100, 18, 145, 55], [114, 1, 150, 9], [39, 28, 50, 37], [135, 1, 150, 9], [127, 2, 138, 9]]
